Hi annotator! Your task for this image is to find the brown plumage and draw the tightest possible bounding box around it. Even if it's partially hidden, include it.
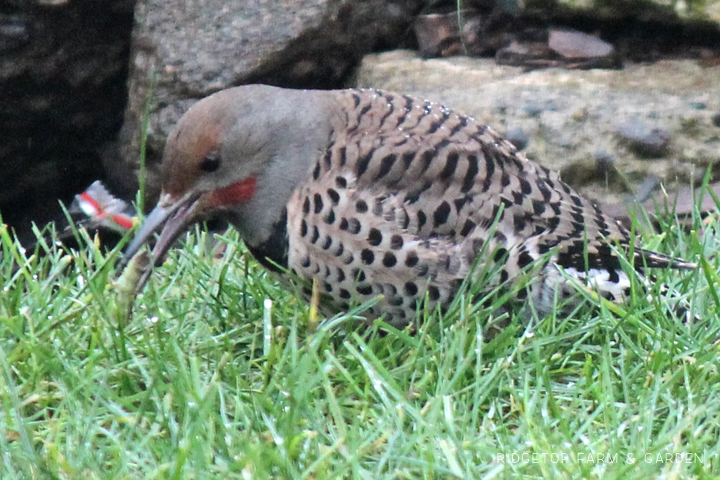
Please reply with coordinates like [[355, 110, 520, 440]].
[[121, 85, 694, 327]]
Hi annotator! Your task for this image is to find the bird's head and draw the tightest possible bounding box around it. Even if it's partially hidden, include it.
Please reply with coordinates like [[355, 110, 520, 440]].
[[120, 84, 331, 285]]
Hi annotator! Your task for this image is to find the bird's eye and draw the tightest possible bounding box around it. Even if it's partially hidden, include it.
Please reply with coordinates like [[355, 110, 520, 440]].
[[200, 153, 221, 173]]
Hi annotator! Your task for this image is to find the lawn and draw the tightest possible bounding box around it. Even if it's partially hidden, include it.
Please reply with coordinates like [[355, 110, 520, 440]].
[[1, 201, 719, 479]]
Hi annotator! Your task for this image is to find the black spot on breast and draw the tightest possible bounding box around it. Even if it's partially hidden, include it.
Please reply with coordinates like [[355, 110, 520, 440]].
[[313, 162, 321, 180], [433, 201, 451, 227], [418, 211, 427, 229], [303, 197, 310, 215], [356, 153, 372, 178], [356, 200, 368, 213], [454, 196, 469, 211], [325, 210, 335, 224], [322, 236, 332, 250], [405, 251, 419, 267], [402, 151, 416, 169], [335, 243, 344, 257], [427, 116, 447, 134], [368, 228, 382, 246], [519, 178, 532, 195], [376, 154, 396, 180], [512, 191, 524, 205], [501, 173, 511, 187], [324, 282, 333, 293], [310, 226, 319, 243], [404, 281, 418, 296], [357, 284, 373, 295], [300, 220, 307, 237], [449, 116, 468, 136], [328, 189, 340, 205], [352, 269, 366, 282], [337, 268, 346, 282], [518, 251, 533, 268], [494, 248, 508, 262], [440, 152, 460, 180], [348, 218, 361, 234], [462, 155, 479, 193], [499, 269, 509, 283], [382, 252, 397, 267], [361, 249, 375, 265], [338, 147, 347, 167], [313, 194, 324, 214], [417, 263, 429, 277], [301, 256, 311, 268], [339, 288, 351, 299], [482, 157, 495, 192], [428, 285, 441, 301], [390, 235, 403, 249], [339, 218, 349, 230], [420, 150, 435, 174], [336, 176, 347, 188], [532, 200, 546, 215], [389, 296, 404, 306], [460, 219, 476, 236]]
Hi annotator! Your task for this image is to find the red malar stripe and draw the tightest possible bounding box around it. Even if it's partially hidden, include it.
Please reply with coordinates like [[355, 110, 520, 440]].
[[208, 177, 257, 206]]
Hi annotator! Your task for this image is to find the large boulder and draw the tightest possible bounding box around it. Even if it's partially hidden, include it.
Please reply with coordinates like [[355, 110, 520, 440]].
[[117, 0, 422, 205]]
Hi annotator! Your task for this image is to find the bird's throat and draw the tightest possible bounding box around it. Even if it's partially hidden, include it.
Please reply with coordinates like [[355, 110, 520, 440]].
[[207, 177, 257, 206]]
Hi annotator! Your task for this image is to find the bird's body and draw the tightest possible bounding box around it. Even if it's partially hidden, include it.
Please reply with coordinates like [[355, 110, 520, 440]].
[[123, 85, 694, 327]]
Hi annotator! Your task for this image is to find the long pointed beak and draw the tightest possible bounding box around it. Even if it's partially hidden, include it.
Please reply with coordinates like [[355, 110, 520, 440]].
[[119, 191, 202, 290]]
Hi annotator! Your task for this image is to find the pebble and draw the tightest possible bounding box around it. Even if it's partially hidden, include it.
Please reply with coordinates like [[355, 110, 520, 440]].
[[594, 150, 615, 174], [634, 176, 661, 203], [712, 112, 720, 128], [506, 126, 529, 151], [614, 121, 671, 158]]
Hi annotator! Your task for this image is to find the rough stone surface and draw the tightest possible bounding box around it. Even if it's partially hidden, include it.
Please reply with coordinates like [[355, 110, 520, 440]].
[[0, 0, 134, 239], [118, 0, 421, 205], [354, 50, 720, 205]]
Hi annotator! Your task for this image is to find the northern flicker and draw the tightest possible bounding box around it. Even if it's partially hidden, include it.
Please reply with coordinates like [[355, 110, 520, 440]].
[[121, 85, 695, 326]]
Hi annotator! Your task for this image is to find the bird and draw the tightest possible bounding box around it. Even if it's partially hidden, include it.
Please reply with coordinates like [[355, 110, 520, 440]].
[[121, 84, 695, 327]]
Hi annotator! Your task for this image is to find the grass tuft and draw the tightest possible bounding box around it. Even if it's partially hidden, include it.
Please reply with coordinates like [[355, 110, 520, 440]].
[[0, 204, 719, 478]]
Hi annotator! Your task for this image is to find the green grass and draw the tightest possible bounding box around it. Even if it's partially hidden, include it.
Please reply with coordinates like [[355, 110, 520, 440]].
[[1, 206, 719, 479]]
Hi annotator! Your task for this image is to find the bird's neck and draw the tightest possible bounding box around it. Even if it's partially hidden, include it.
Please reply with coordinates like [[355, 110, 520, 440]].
[[225, 89, 336, 253]]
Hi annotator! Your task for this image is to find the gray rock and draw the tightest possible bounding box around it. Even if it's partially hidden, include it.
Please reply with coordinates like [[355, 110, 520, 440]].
[[594, 150, 615, 174], [614, 121, 672, 158], [713, 112, 720, 127], [118, 0, 421, 203]]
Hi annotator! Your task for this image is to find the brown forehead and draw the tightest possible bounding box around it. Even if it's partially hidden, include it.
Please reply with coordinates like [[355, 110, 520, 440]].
[[161, 108, 223, 196]]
